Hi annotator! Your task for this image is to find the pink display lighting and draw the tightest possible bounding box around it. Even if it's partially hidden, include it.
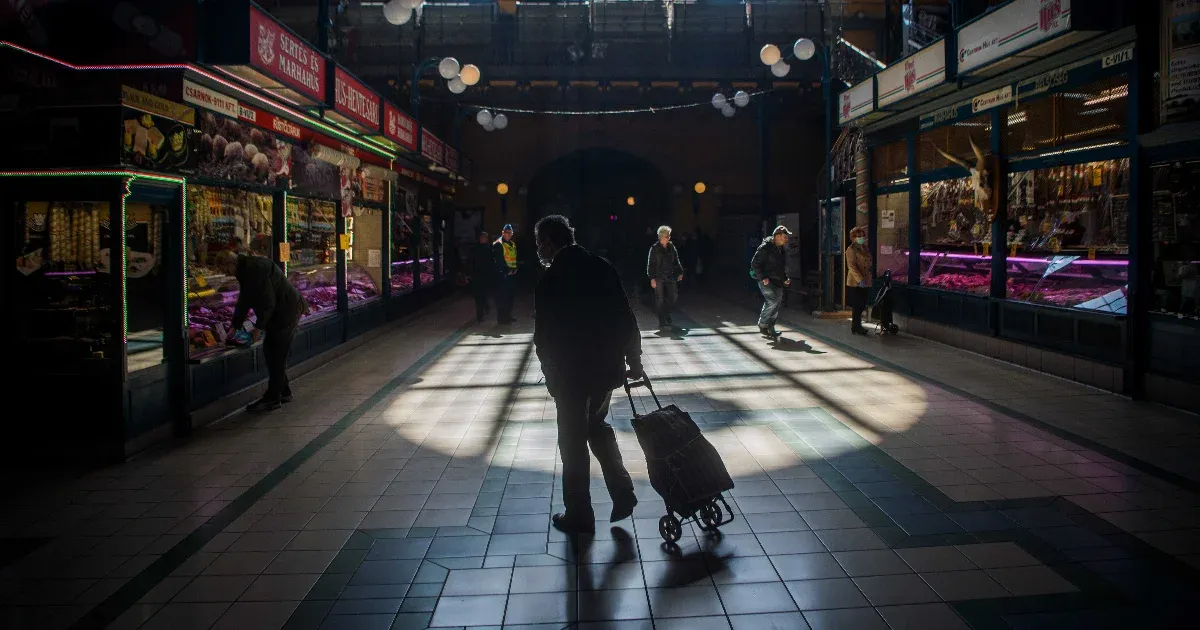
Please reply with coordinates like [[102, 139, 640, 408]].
[[916, 251, 1129, 267], [391, 258, 434, 266], [45, 270, 98, 277]]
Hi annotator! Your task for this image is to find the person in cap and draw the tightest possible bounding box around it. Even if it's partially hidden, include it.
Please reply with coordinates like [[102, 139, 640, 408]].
[[492, 224, 518, 324], [846, 225, 874, 335], [646, 225, 684, 329], [533, 214, 641, 534], [750, 225, 792, 337]]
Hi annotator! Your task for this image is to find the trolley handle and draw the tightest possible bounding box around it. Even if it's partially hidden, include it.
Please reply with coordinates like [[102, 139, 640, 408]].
[[624, 373, 662, 417]]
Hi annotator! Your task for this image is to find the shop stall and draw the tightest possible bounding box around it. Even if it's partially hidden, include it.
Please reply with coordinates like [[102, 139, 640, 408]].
[[345, 167, 392, 339]]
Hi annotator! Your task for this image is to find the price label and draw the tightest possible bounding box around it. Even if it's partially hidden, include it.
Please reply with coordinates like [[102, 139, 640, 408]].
[[1010, 244, 1018, 257], [339, 234, 351, 250], [1088, 247, 1096, 260], [982, 243, 991, 257], [194, 275, 208, 288], [1092, 167, 1102, 187], [278, 242, 291, 263]]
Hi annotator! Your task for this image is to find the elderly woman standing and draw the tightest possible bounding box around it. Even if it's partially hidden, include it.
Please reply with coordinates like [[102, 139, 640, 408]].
[[845, 226, 873, 335], [647, 225, 684, 329]]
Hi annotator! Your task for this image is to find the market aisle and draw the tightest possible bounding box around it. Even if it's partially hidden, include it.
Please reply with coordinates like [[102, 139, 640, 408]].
[[1, 292, 1199, 630]]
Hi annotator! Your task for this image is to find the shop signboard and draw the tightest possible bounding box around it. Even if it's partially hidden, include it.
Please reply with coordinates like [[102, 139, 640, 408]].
[[421, 128, 445, 165], [360, 176, 388, 204], [1163, 0, 1200, 124], [183, 80, 239, 119], [120, 87, 196, 171], [248, 5, 325, 102], [1015, 45, 1134, 99], [838, 79, 875, 125], [203, 1, 327, 107], [383, 103, 418, 152], [957, 0, 1073, 74], [972, 85, 1015, 113], [331, 66, 381, 132], [444, 146, 460, 174], [878, 40, 948, 108]]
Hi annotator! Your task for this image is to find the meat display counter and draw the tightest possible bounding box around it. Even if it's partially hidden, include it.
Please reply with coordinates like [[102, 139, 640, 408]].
[[286, 196, 338, 320]]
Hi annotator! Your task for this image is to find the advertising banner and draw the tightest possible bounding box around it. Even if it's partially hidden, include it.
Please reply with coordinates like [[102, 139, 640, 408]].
[[421, 128, 445, 165], [877, 40, 948, 108], [248, 4, 325, 102], [958, 0, 1072, 74], [384, 103, 418, 152], [838, 80, 875, 125], [1163, 0, 1200, 123], [334, 67, 381, 131]]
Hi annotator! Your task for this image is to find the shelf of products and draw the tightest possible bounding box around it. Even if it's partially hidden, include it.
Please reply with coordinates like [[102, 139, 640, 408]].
[[875, 191, 910, 282], [418, 211, 434, 287], [14, 201, 116, 370], [1150, 161, 1200, 318], [186, 186, 273, 356], [1007, 159, 1130, 254], [920, 176, 991, 295], [287, 196, 338, 320], [347, 206, 383, 306], [390, 187, 416, 295]]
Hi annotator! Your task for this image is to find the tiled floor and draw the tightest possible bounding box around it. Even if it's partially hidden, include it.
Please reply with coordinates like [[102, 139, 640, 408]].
[[2, 291, 1200, 630]]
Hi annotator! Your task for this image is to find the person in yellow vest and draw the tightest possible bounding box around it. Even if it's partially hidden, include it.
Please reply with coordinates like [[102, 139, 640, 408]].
[[492, 224, 518, 324]]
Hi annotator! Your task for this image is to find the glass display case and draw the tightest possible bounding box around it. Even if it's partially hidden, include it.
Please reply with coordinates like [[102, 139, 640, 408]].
[[13, 199, 119, 374], [187, 186, 273, 356], [1004, 158, 1129, 312], [390, 186, 416, 295], [1150, 162, 1200, 317], [920, 176, 991, 295], [347, 206, 382, 306], [125, 202, 168, 373], [418, 212, 434, 288], [875, 191, 910, 283], [287, 196, 338, 320]]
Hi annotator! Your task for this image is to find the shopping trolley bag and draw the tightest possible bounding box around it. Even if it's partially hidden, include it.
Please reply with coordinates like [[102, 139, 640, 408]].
[[625, 376, 735, 543]]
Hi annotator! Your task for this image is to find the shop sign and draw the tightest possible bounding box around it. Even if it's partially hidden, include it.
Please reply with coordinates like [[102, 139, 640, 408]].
[[248, 5, 325, 102], [920, 100, 971, 129], [122, 85, 196, 125], [183, 80, 238, 119], [877, 40, 948, 107], [957, 0, 1072, 74], [838, 79, 875, 125], [421, 128, 445, 165], [334, 67, 381, 130], [444, 146, 460, 173], [361, 176, 388, 204], [1163, 0, 1200, 124], [972, 85, 1014, 113], [1103, 46, 1134, 68], [384, 103, 417, 152], [236, 103, 303, 141]]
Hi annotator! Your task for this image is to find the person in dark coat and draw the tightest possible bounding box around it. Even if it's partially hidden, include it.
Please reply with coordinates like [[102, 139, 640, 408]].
[[750, 225, 792, 337], [217, 252, 308, 413], [646, 225, 684, 329], [492, 224, 518, 324], [534, 214, 641, 534], [468, 230, 496, 322]]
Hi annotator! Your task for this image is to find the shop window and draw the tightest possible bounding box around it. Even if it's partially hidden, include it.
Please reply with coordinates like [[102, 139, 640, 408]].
[[391, 186, 417, 295], [286, 196, 338, 320], [125, 202, 169, 373], [918, 114, 991, 173], [872, 140, 908, 186], [919, 177, 992, 296], [187, 186, 273, 357], [1005, 158, 1130, 313], [1150, 162, 1200, 317], [347, 206, 383, 306], [419, 210, 435, 287], [875, 192, 910, 283], [14, 201, 116, 370], [1003, 75, 1128, 155]]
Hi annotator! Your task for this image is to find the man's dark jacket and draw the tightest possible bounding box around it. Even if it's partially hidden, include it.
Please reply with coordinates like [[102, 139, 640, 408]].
[[646, 241, 684, 280], [535, 245, 642, 397], [750, 238, 788, 285], [231, 255, 306, 331], [469, 243, 497, 287]]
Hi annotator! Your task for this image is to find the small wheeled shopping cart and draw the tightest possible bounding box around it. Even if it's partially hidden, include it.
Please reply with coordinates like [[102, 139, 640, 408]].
[[625, 376, 736, 544], [868, 269, 900, 336]]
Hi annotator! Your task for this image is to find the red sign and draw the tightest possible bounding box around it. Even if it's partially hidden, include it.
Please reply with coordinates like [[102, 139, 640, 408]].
[[444, 146, 460, 173], [334, 67, 381, 130], [384, 103, 417, 152], [903, 58, 916, 93], [249, 5, 325, 101], [236, 102, 303, 141], [1039, 0, 1062, 31], [420, 128, 444, 165]]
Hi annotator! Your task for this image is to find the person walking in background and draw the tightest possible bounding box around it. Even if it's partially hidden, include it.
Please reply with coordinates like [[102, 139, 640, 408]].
[[751, 225, 792, 338], [493, 224, 518, 324], [846, 225, 874, 335], [469, 230, 496, 322], [215, 251, 308, 413], [533, 214, 641, 534], [646, 225, 684, 329]]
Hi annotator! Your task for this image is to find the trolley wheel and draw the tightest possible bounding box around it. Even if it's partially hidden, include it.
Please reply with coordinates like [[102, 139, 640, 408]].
[[659, 514, 683, 543], [699, 501, 723, 530], [888, 324, 899, 335]]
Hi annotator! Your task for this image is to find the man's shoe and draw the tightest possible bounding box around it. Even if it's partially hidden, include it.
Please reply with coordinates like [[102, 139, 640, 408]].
[[768, 327, 782, 337], [610, 494, 638, 523], [281, 394, 293, 404], [247, 397, 282, 413], [851, 326, 869, 336], [551, 513, 596, 534]]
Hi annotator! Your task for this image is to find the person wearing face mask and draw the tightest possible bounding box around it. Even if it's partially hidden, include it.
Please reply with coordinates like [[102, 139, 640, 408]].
[[845, 226, 873, 335], [533, 214, 642, 534]]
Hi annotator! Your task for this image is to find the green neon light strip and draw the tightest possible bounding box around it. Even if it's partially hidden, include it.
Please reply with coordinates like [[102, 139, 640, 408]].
[[121, 180, 131, 344], [181, 182, 189, 329]]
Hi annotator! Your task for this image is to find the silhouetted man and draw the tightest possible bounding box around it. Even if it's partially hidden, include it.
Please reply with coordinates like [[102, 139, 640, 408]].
[[469, 230, 495, 322], [216, 252, 308, 412], [646, 225, 684, 329], [534, 214, 641, 534], [493, 224, 518, 324]]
